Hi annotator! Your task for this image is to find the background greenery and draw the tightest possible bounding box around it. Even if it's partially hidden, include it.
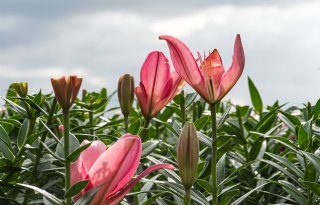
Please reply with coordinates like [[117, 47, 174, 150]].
[[1, 77, 320, 205]]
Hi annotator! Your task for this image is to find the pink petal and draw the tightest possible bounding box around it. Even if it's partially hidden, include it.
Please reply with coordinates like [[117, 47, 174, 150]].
[[135, 83, 149, 117], [218, 34, 245, 100], [105, 164, 175, 205], [70, 158, 88, 201], [140, 51, 171, 101], [79, 140, 107, 173], [159, 35, 205, 96], [151, 74, 184, 117], [137, 51, 178, 118], [70, 140, 106, 201], [88, 134, 141, 204]]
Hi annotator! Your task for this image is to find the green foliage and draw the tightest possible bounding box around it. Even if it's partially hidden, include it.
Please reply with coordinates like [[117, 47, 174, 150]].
[[1, 78, 320, 205]]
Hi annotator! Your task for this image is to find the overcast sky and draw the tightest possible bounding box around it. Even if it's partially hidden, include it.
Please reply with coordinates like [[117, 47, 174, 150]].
[[1, 0, 320, 107]]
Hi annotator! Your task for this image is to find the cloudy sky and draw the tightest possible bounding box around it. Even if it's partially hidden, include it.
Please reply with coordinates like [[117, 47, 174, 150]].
[[1, 0, 320, 107]]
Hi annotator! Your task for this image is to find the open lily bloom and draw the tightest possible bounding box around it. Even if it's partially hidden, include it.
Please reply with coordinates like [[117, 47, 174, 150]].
[[159, 35, 245, 104], [71, 134, 175, 205], [135, 51, 185, 119]]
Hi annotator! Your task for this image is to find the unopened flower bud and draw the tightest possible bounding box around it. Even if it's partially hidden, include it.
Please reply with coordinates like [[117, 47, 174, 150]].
[[118, 74, 134, 117], [58, 125, 64, 132], [51, 75, 82, 111], [177, 122, 199, 190], [12, 82, 28, 97]]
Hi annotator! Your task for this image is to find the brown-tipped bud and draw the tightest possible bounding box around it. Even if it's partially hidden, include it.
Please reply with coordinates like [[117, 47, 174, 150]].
[[12, 82, 28, 97], [118, 74, 134, 117], [177, 122, 199, 190], [51, 75, 82, 111]]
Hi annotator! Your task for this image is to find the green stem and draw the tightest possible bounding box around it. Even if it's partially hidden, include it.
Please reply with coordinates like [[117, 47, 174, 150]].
[[89, 106, 94, 140], [307, 189, 312, 205], [141, 118, 150, 140], [210, 103, 218, 205], [180, 90, 186, 126], [63, 109, 71, 205], [303, 155, 313, 205], [23, 100, 57, 205], [124, 115, 129, 133], [184, 189, 191, 205], [192, 102, 197, 122]]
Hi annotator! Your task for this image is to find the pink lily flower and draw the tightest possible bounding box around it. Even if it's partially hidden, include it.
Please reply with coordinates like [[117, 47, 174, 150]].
[[159, 35, 245, 104], [135, 51, 185, 119], [71, 134, 175, 205]]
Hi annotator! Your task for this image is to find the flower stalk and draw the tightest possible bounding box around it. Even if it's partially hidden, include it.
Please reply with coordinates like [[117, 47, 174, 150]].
[[210, 103, 218, 205], [51, 75, 82, 205], [63, 109, 71, 205]]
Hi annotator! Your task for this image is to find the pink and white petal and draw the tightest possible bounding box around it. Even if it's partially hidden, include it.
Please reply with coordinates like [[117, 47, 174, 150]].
[[159, 35, 204, 92], [88, 135, 141, 204], [218, 34, 245, 100], [79, 140, 107, 173], [105, 164, 175, 205]]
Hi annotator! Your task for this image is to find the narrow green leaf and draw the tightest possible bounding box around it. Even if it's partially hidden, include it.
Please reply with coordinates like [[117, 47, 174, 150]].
[[17, 119, 29, 150], [217, 106, 231, 129], [128, 118, 141, 135], [197, 132, 212, 147], [55, 133, 80, 159], [217, 154, 226, 191], [142, 192, 169, 205], [65, 180, 89, 198], [0, 125, 15, 160], [74, 186, 100, 205], [298, 126, 309, 150], [261, 159, 302, 186], [219, 189, 240, 205], [248, 77, 263, 114], [142, 140, 160, 158], [301, 180, 320, 196], [312, 99, 320, 119], [66, 143, 92, 162], [17, 183, 63, 205], [153, 118, 179, 137], [249, 138, 264, 160], [230, 182, 269, 205], [278, 180, 308, 205], [194, 115, 209, 130], [1, 97, 28, 116], [302, 151, 320, 175], [264, 135, 300, 153], [0, 119, 22, 128], [266, 152, 304, 178], [196, 179, 212, 193]]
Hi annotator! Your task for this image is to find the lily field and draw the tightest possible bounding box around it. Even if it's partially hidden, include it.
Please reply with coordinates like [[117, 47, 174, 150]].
[[1, 34, 320, 205]]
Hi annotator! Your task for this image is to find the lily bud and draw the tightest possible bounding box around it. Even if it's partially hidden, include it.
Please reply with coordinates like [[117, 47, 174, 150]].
[[177, 122, 199, 190], [51, 75, 82, 111], [118, 74, 134, 117], [12, 82, 28, 97]]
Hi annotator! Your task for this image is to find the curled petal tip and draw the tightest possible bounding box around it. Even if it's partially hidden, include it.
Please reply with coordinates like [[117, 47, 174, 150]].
[[167, 164, 176, 170], [158, 35, 166, 40]]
